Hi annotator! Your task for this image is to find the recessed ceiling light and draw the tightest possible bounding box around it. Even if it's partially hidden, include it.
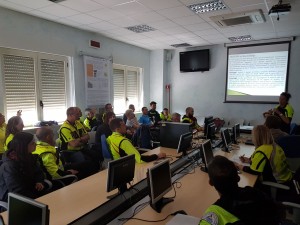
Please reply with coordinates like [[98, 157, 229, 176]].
[[48, 0, 66, 3], [228, 35, 253, 42], [125, 24, 156, 33], [170, 43, 192, 48], [188, 0, 227, 14]]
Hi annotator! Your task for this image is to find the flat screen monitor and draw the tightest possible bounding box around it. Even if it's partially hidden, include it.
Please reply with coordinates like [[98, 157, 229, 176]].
[[147, 160, 173, 213], [204, 116, 214, 137], [221, 128, 232, 152], [200, 140, 214, 172], [8, 193, 49, 225], [180, 49, 210, 72], [177, 132, 193, 157], [106, 154, 135, 196], [206, 123, 216, 140], [232, 123, 240, 144], [160, 122, 192, 149]]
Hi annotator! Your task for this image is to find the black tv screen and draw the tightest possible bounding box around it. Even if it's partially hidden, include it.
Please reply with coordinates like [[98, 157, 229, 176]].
[[180, 49, 210, 72]]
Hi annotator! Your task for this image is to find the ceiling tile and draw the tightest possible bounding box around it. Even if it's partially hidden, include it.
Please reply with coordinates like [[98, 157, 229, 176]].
[[104, 28, 135, 36], [142, 30, 169, 38], [173, 32, 199, 39], [171, 15, 204, 25], [112, 1, 151, 16], [157, 6, 195, 19], [29, 10, 60, 20], [109, 16, 139, 27], [6, 0, 52, 9], [88, 21, 118, 30], [223, 0, 264, 9], [163, 26, 189, 35], [0, 1, 32, 12], [87, 8, 124, 20], [66, 14, 102, 25], [38, 4, 80, 17], [92, 0, 135, 7], [55, 18, 83, 27], [138, 0, 183, 10], [185, 22, 214, 32], [148, 20, 180, 29], [59, 0, 104, 12], [130, 11, 166, 23]]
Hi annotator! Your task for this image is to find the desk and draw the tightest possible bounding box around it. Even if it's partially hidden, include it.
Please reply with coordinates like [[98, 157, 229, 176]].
[[1, 147, 179, 225], [124, 144, 256, 225]]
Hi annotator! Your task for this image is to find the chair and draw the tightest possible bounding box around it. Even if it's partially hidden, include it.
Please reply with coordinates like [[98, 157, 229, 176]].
[[290, 123, 299, 135], [101, 134, 113, 168], [277, 135, 300, 171]]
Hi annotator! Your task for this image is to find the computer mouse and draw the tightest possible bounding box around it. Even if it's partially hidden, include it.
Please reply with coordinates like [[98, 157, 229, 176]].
[[172, 210, 188, 216]]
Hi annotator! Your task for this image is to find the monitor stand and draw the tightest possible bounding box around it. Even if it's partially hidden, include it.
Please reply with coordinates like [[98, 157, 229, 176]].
[[107, 184, 127, 199], [200, 166, 208, 173], [221, 146, 231, 153], [176, 149, 187, 159], [150, 197, 174, 213]]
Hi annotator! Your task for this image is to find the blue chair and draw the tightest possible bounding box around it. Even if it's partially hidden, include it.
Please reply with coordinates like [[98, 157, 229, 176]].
[[101, 134, 113, 160], [290, 123, 299, 135]]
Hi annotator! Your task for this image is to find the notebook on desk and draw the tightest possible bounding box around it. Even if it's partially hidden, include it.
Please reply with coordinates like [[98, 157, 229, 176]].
[[166, 214, 200, 225]]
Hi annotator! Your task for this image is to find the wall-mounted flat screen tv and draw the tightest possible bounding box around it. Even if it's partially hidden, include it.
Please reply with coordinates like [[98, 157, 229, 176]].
[[180, 49, 210, 72]]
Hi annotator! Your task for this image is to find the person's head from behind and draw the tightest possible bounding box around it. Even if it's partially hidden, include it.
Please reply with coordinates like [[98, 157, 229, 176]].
[[85, 108, 94, 119], [279, 92, 291, 107], [172, 112, 181, 122], [129, 104, 135, 112], [208, 156, 240, 196], [186, 107, 194, 117], [150, 101, 157, 110], [7, 132, 36, 160], [265, 115, 281, 130], [104, 111, 116, 125], [252, 125, 273, 148], [142, 107, 148, 115], [6, 116, 24, 137], [125, 109, 134, 120], [109, 118, 126, 135], [36, 127, 55, 147], [105, 103, 113, 112]]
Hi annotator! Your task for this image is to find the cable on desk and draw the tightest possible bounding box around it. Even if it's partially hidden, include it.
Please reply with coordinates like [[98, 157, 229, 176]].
[[119, 214, 174, 223], [118, 201, 149, 222]]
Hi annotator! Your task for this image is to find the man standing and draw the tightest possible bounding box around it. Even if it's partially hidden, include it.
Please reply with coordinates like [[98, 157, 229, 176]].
[[148, 101, 161, 125]]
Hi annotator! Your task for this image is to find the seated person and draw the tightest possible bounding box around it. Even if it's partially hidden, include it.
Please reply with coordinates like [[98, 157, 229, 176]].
[[182, 107, 202, 131], [264, 115, 288, 143], [125, 109, 139, 136], [4, 115, 24, 151], [83, 108, 98, 131], [148, 101, 161, 125], [107, 118, 165, 163], [59, 107, 100, 172], [0, 132, 50, 202], [139, 107, 153, 126], [263, 92, 294, 134], [123, 104, 135, 124], [96, 111, 116, 142], [102, 103, 114, 123], [34, 127, 94, 181], [160, 108, 172, 121], [235, 125, 292, 184], [200, 156, 284, 225], [171, 112, 181, 122], [0, 113, 6, 156]]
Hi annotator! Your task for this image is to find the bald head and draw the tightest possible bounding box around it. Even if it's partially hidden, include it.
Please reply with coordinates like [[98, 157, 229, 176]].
[[36, 127, 55, 146]]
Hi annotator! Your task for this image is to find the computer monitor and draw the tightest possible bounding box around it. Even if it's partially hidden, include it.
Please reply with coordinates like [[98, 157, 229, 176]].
[[160, 122, 192, 148], [106, 154, 136, 198], [147, 160, 173, 213], [221, 128, 232, 152], [232, 123, 240, 144], [8, 193, 49, 225], [206, 122, 216, 140], [177, 132, 193, 157], [204, 116, 214, 137], [200, 140, 214, 172]]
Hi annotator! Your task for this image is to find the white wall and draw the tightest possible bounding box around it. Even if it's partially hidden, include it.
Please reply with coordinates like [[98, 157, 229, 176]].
[[166, 39, 300, 125], [0, 7, 151, 113]]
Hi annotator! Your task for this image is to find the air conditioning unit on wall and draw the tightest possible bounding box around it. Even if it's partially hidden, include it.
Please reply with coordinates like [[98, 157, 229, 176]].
[[210, 9, 266, 27]]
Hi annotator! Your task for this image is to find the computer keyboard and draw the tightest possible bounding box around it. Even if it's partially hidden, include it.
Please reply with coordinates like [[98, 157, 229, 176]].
[[211, 139, 222, 148], [245, 139, 254, 145]]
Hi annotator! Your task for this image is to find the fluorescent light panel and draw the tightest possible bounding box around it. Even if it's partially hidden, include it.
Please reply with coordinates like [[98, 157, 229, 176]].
[[228, 35, 253, 42], [126, 24, 156, 33], [188, 0, 227, 14]]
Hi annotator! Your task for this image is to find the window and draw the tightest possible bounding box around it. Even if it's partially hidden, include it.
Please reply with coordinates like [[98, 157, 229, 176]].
[[112, 64, 141, 114], [0, 48, 72, 126]]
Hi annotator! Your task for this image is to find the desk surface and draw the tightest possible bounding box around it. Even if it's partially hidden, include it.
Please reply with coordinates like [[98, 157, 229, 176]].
[[124, 144, 256, 225], [2, 147, 178, 225]]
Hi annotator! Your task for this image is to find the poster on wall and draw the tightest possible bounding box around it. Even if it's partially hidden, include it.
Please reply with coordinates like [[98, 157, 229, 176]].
[[83, 55, 111, 107]]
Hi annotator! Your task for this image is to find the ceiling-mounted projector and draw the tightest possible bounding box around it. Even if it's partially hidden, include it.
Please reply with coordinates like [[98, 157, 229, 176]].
[[269, 0, 291, 16]]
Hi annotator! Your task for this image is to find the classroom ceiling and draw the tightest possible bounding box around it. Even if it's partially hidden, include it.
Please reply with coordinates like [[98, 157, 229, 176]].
[[0, 0, 299, 50]]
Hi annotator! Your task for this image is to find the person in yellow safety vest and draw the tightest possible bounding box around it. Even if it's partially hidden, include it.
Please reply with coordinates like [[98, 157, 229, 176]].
[[160, 108, 172, 122], [182, 107, 202, 131], [102, 103, 114, 123], [107, 118, 165, 163], [3, 116, 24, 151], [84, 108, 98, 131], [200, 156, 284, 225]]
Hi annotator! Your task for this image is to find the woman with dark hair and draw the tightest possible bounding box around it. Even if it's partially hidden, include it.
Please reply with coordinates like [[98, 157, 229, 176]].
[[263, 92, 294, 133], [4, 116, 24, 151], [96, 111, 116, 140], [0, 132, 49, 202]]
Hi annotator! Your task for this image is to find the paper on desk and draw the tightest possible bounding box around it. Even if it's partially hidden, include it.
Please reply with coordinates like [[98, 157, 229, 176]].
[[166, 214, 200, 225], [229, 155, 250, 167]]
